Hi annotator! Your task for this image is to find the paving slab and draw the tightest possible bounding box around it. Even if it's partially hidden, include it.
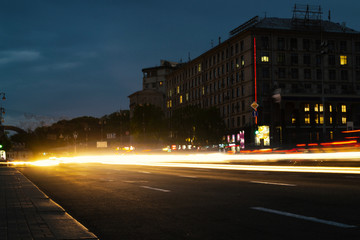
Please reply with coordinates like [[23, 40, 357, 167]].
[[0, 167, 98, 240]]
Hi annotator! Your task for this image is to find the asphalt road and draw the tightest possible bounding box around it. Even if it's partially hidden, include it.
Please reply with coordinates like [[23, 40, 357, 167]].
[[17, 162, 360, 240]]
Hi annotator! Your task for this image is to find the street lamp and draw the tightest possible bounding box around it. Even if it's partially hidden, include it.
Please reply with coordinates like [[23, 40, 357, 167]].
[[99, 119, 106, 141]]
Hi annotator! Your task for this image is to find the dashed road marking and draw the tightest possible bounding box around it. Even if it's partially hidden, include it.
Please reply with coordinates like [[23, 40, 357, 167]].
[[140, 186, 171, 193], [251, 207, 357, 228], [250, 181, 296, 186], [138, 171, 151, 174]]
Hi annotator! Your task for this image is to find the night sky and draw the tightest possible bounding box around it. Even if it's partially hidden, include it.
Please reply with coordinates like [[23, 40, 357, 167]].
[[1, 0, 359, 130]]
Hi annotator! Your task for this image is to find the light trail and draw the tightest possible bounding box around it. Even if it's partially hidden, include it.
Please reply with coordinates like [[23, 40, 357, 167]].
[[7, 151, 360, 174]]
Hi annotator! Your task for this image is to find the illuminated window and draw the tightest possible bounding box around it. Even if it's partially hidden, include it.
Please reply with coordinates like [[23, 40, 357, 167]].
[[304, 104, 310, 112], [314, 104, 319, 112], [177, 86, 180, 94], [315, 114, 319, 124], [241, 56, 245, 67], [341, 105, 346, 112], [186, 93, 189, 101], [179, 95, 183, 104], [319, 104, 323, 112], [329, 105, 332, 112], [159, 81, 163, 86], [169, 90, 172, 97], [319, 114, 324, 124], [340, 55, 347, 65], [202, 87, 205, 95], [329, 116, 333, 124], [198, 64, 201, 72], [261, 54, 269, 62], [305, 113, 310, 124], [169, 100, 172, 108], [342, 116, 347, 124], [166, 101, 170, 108], [330, 131, 334, 140], [291, 116, 296, 124]]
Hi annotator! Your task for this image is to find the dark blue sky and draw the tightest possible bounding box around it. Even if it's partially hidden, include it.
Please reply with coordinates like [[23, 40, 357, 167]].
[[1, 0, 359, 129]]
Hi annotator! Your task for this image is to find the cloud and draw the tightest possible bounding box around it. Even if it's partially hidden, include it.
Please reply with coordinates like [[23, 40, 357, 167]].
[[0, 50, 40, 64]]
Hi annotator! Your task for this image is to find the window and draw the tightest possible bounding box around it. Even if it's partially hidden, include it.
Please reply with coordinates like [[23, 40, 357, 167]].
[[303, 39, 310, 50], [179, 95, 183, 104], [316, 69, 322, 80], [329, 116, 333, 124], [342, 116, 347, 124], [241, 56, 245, 67], [262, 67, 270, 78], [304, 104, 310, 112], [316, 55, 321, 65], [159, 81, 163, 86], [304, 69, 311, 79], [329, 70, 336, 80], [341, 105, 346, 112], [277, 53, 285, 64], [303, 54, 311, 65], [261, 37, 269, 49], [340, 41, 347, 51], [291, 53, 298, 64], [291, 68, 298, 79], [278, 68, 286, 78], [340, 55, 347, 65], [261, 53, 269, 62], [291, 114, 296, 124], [329, 105, 333, 113], [278, 38, 285, 50], [356, 56, 360, 67], [328, 55, 335, 65], [177, 86, 180, 94], [198, 64, 201, 72], [341, 70, 348, 81], [305, 114, 310, 124], [290, 38, 297, 49]]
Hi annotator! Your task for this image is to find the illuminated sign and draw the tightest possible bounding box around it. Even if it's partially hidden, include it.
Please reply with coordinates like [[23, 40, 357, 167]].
[[255, 125, 270, 146]]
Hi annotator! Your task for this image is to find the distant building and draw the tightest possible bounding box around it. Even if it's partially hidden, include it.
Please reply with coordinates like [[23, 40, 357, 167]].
[[128, 60, 179, 117], [165, 5, 360, 146]]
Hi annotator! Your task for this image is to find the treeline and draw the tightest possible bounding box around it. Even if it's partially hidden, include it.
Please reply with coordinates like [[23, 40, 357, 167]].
[[7, 105, 225, 153]]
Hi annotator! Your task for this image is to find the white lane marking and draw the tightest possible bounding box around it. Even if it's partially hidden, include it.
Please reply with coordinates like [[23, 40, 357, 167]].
[[141, 186, 171, 193], [123, 180, 148, 183], [251, 207, 357, 228], [138, 171, 151, 174], [178, 175, 198, 179], [250, 181, 296, 187]]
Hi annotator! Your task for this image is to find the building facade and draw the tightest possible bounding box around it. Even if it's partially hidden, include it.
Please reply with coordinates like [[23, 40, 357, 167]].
[[128, 60, 178, 117], [166, 13, 360, 147]]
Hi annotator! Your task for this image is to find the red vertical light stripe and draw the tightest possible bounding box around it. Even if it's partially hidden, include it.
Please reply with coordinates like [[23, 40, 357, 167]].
[[254, 37, 257, 124]]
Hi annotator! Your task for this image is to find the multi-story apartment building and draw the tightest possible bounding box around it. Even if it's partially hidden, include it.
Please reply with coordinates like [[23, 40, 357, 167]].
[[128, 60, 178, 117], [166, 8, 360, 146]]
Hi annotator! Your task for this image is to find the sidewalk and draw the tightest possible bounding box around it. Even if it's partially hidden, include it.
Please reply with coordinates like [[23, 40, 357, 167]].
[[0, 166, 98, 240]]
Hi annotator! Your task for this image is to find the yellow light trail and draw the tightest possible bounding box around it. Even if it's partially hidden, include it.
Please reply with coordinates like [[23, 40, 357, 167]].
[[7, 151, 360, 174]]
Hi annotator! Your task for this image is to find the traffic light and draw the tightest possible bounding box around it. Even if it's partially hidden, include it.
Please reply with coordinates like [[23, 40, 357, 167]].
[[0, 144, 2, 149], [255, 130, 259, 135]]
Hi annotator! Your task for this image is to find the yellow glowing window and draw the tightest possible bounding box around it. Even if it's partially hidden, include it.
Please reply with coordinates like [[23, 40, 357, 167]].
[[186, 93, 189, 101], [177, 86, 180, 94], [305, 113, 310, 124], [198, 64, 202, 72], [341, 105, 346, 112], [166, 101, 169, 108], [330, 131, 334, 140], [342, 116, 346, 124], [314, 104, 318, 112], [159, 81, 163, 86], [202, 87, 205, 95], [241, 59, 245, 66], [261, 55, 269, 62], [315, 114, 319, 124], [304, 104, 310, 112], [319, 114, 324, 124], [169, 100, 172, 108], [329, 105, 332, 112], [329, 116, 333, 124], [169, 90, 172, 97], [340, 55, 347, 65], [291, 116, 296, 124], [319, 104, 323, 112], [180, 95, 183, 104]]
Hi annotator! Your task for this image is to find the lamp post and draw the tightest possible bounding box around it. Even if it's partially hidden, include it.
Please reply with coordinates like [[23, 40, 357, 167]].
[[99, 119, 106, 141]]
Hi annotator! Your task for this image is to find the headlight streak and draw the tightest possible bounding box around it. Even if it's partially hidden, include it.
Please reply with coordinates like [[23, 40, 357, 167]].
[[8, 151, 360, 174]]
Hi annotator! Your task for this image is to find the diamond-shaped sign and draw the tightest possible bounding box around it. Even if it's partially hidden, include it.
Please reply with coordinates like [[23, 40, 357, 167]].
[[251, 101, 259, 110]]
